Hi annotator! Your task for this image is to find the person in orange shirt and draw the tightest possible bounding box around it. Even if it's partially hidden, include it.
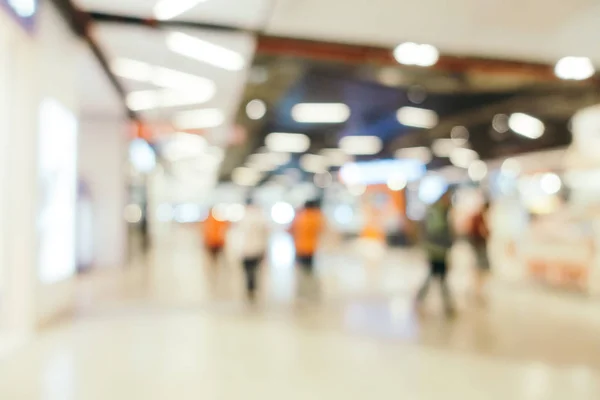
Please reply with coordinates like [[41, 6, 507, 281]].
[[202, 207, 229, 264], [291, 199, 325, 274]]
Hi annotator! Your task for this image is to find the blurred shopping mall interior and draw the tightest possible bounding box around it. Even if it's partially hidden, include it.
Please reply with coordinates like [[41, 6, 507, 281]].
[[2, 0, 600, 398]]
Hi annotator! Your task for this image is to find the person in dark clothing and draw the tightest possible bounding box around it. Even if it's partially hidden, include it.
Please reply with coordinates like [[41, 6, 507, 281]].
[[416, 190, 455, 316]]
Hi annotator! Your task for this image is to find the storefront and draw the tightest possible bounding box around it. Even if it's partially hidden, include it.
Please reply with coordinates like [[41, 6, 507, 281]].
[[0, 0, 81, 344]]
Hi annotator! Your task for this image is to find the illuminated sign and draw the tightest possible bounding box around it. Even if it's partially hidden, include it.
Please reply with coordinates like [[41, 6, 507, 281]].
[[1, 0, 37, 30]]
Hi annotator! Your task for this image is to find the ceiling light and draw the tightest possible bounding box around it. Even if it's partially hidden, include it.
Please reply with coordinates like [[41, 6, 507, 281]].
[[554, 57, 595, 80], [167, 32, 245, 71], [431, 138, 455, 157], [508, 113, 545, 139], [387, 174, 407, 191], [174, 108, 225, 129], [468, 160, 488, 181], [540, 173, 562, 195], [300, 154, 327, 173], [393, 42, 439, 67], [320, 148, 351, 167], [111, 59, 153, 82], [291, 103, 350, 123], [246, 99, 267, 120], [111, 58, 216, 94], [492, 114, 510, 133], [397, 106, 438, 129], [449, 147, 478, 168], [126, 89, 214, 111], [339, 136, 382, 155], [154, 0, 206, 21], [265, 132, 310, 153], [395, 146, 432, 164], [161, 133, 207, 161], [232, 167, 261, 187], [450, 126, 469, 145], [348, 184, 367, 196], [339, 159, 425, 185], [407, 85, 427, 104]]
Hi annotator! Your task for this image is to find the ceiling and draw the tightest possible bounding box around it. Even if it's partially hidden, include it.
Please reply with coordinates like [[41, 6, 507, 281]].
[[70, 0, 600, 189]]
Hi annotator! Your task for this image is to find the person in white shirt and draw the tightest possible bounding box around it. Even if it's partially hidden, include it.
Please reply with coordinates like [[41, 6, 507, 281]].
[[236, 198, 270, 299]]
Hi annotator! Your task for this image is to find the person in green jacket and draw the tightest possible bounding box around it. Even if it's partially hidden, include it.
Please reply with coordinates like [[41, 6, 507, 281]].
[[416, 190, 455, 316]]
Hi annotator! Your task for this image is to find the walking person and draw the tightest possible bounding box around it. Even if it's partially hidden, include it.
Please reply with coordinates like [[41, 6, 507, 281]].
[[202, 206, 229, 265], [469, 201, 491, 303], [237, 198, 269, 301], [291, 199, 325, 275], [416, 190, 456, 316]]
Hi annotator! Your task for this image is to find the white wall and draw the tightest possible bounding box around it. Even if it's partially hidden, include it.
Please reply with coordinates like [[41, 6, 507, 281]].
[[78, 118, 128, 269]]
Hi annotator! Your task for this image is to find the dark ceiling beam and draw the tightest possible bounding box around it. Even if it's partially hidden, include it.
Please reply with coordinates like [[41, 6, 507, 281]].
[[47, 1, 137, 120], [87, 11, 558, 81]]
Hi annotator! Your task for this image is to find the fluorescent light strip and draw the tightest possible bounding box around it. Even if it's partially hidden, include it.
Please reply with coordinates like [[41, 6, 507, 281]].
[[508, 113, 545, 139], [111, 58, 215, 95], [339, 136, 382, 155], [174, 109, 225, 130], [265, 132, 310, 153], [126, 89, 215, 111], [397, 106, 438, 129], [154, 0, 206, 20], [167, 32, 245, 71], [291, 103, 350, 123], [395, 146, 432, 163]]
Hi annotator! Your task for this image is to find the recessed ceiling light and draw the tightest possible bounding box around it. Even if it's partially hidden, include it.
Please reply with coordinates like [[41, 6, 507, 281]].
[[111, 58, 215, 95], [154, 0, 207, 21], [167, 32, 245, 71], [126, 89, 215, 111], [468, 160, 488, 181], [397, 106, 438, 129], [246, 99, 267, 120], [393, 42, 439, 67], [492, 114, 510, 133], [449, 147, 478, 168], [173, 108, 225, 129], [291, 103, 350, 124], [508, 113, 545, 139], [320, 148, 351, 167], [265, 132, 310, 153], [300, 154, 327, 173], [431, 139, 455, 157], [395, 146, 432, 164], [232, 167, 262, 187], [450, 126, 469, 145], [554, 57, 595, 80], [339, 136, 382, 155]]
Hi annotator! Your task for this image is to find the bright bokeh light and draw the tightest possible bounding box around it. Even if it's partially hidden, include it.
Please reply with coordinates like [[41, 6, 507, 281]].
[[129, 139, 156, 173], [211, 203, 229, 222], [339, 136, 382, 155], [419, 175, 448, 204], [339, 159, 425, 185], [156, 204, 174, 222], [162, 133, 207, 162], [246, 99, 267, 120], [492, 114, 510, 133], [540, 173, 562, 195], [468, 160, 488, 181], [265, 132, 310, 153], [320, 148, 351, 166], [348, 184, 367, 196], [173, 108, 225, 130], [393, 42, 439, 67], [334, 204, 354, 225], [232, 167, 261, 187], [271, 202, 295, 224], [291, 103, 350, 123], [175, 204, 203, 223], [8, 0, 36, 17], [300, 154, 327, 173], [450, 126, 469, 145], [395, 146, 432, 164], [397, 106, 438, 128], [167, 32, 245, 71], [126, 89, 214, 111], [387, 174, 407, 191], [449, 147, 478, 169], [554, 57, 595, 80], [124, 204, 143, 223], [226, 203, 245, 222], [509, 113, 545, 139]]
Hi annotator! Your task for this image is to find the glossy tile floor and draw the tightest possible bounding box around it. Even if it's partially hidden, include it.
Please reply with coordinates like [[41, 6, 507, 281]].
[[1, 226, 600, 399]]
